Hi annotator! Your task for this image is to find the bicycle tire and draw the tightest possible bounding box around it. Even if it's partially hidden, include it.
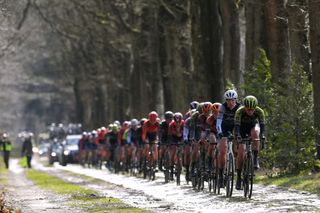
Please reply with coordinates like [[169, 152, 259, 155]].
[[208, 176, 212, 192], [164, 150, 170, 183], [143, 159, 147, 179], [225, 153, 234, 197], [248, 154, 254, 198], [243, 154, 254, 198]]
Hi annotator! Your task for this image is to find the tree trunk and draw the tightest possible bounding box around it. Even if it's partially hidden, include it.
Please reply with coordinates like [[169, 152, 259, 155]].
[[287, 0, 310, 76], [158, 1, 193, 112], [245, 0, 267, 70], [309, 0, 320, 160], [264, 0, 291, 83], [201, 0, 224, 101], [221, 0, 240, 88]]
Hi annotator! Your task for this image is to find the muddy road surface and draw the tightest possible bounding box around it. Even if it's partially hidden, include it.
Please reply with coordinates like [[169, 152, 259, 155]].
[[32, 159, 320, 213]]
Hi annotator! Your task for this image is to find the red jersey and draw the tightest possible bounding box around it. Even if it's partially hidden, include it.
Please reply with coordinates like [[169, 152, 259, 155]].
[[168, 120, 185, 138], [206, 114, 217, 134], [142, 120, 160, 142]]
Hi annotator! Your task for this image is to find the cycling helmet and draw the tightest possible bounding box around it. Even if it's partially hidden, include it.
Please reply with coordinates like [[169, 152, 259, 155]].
[[224, 89, 238, 100], [131, 119, 139, 127], [202, 102, 213, 114], [211, 102, 221, 115], [140, 118, 147, 126], [190, 101, 200, 110], [148, 111, 158, 123], [114, 120, 121, 128], [122, 121, 130, 128], [164, 111, 174, 120], [243, 95, 258, 109], [173, 112, 183, 123], [111, 124, 118, 132]]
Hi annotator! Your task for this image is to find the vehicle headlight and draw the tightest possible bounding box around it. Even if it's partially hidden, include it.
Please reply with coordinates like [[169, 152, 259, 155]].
[[51, 152, 56, 157], [64, 150, 70, 155]]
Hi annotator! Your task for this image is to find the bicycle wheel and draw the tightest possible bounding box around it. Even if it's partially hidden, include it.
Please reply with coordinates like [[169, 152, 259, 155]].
[[164, 151, 170, 183], [225, 153, 234, 197], [197, 171, 204, 191], [208, 175, 212, 192], [243, 154, 254, 198], [213, 160, 219, 194], [143, 158, 147, 179], [176, 167, 181, 186]]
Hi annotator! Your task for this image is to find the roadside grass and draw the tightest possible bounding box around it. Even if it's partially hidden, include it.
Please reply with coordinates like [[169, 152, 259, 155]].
[[255, 171, 320, 194], [26, 169, 150, 212]]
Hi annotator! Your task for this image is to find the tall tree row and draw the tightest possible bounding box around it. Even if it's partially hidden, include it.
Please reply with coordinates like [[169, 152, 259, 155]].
[[11, 0, 319, 163], [309, 0, 320, 160]]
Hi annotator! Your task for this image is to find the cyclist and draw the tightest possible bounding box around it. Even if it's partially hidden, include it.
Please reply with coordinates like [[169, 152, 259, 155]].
[[117, 121, 130, 171], [136, 118, 147, 172], [168, 112, 184, 180], [184, 101, 199, 119], [216, 90, 241, 187], [126, 119, 140, 171], [234, 95, 266, 189], [78, 132, 88, 166], [106, 124, 119, 169], [183, 108, 197, 182], [96, 127, 108, 168], [189, 102, 212, 185], [206, 103, 222, 186], [159, 111, 174, 171], [142, 111, 160, 169]]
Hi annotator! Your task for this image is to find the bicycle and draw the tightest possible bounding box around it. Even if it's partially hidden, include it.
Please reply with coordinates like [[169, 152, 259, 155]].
[[143, 140, 157, 181], [197, 139, 208, 191], [162, 144, 171, 183], [207, 140, 219, 194], [239, 136, 257, 199], [174, 143, 183, 186], [224, 133, 235, 197]]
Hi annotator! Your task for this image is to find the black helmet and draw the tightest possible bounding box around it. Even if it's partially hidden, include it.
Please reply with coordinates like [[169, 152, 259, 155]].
[[164, 111, 174, 120]]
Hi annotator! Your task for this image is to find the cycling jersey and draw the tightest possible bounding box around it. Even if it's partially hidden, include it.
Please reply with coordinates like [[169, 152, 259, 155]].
[[107, 132, 118, 147], [217, 102, 241, 136], [234, 106, 266, 137], [142, 120, 160, 143], [168, 120, 185, 144], [206, 114, 217, 134], [127, 128, 139, 145], [159, 120, 170, 144], [183, 117, 193, 142]]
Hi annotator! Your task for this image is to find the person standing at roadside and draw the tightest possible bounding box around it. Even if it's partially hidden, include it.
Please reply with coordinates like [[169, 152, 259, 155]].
[[22, 132, 33, 168], [0, 133, 12, 169]]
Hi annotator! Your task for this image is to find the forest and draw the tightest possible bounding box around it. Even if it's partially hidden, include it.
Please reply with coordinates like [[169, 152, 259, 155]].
[[1, 0, 320, 173]]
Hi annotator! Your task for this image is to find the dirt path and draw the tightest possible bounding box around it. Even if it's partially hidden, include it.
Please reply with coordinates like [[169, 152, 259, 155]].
[[35, 159, 320, 213], [2, 159, 83, 213], [3, 157, 320, 213]]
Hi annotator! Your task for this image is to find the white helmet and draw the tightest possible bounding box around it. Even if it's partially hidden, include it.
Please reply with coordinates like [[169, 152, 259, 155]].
[[224, 89, 238, 100]]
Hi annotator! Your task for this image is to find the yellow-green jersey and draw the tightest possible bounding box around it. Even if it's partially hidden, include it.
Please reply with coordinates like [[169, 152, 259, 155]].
[[234, 106, 265, 138]]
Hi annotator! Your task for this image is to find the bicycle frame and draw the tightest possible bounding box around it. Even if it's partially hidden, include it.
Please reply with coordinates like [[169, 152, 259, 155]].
[[240, 137, 255, 199], [224, 133, 235, 197]]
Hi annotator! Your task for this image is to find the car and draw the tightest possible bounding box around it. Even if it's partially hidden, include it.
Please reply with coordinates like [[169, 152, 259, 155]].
[[48, 140, 61, 165], [58, 134, 81, 166], [38, 142, 51, 157]]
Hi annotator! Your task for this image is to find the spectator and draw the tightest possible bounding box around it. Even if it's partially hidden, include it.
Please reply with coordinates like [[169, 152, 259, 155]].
[[22, 132, 33, 168], [0, 133, 12, 169]]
